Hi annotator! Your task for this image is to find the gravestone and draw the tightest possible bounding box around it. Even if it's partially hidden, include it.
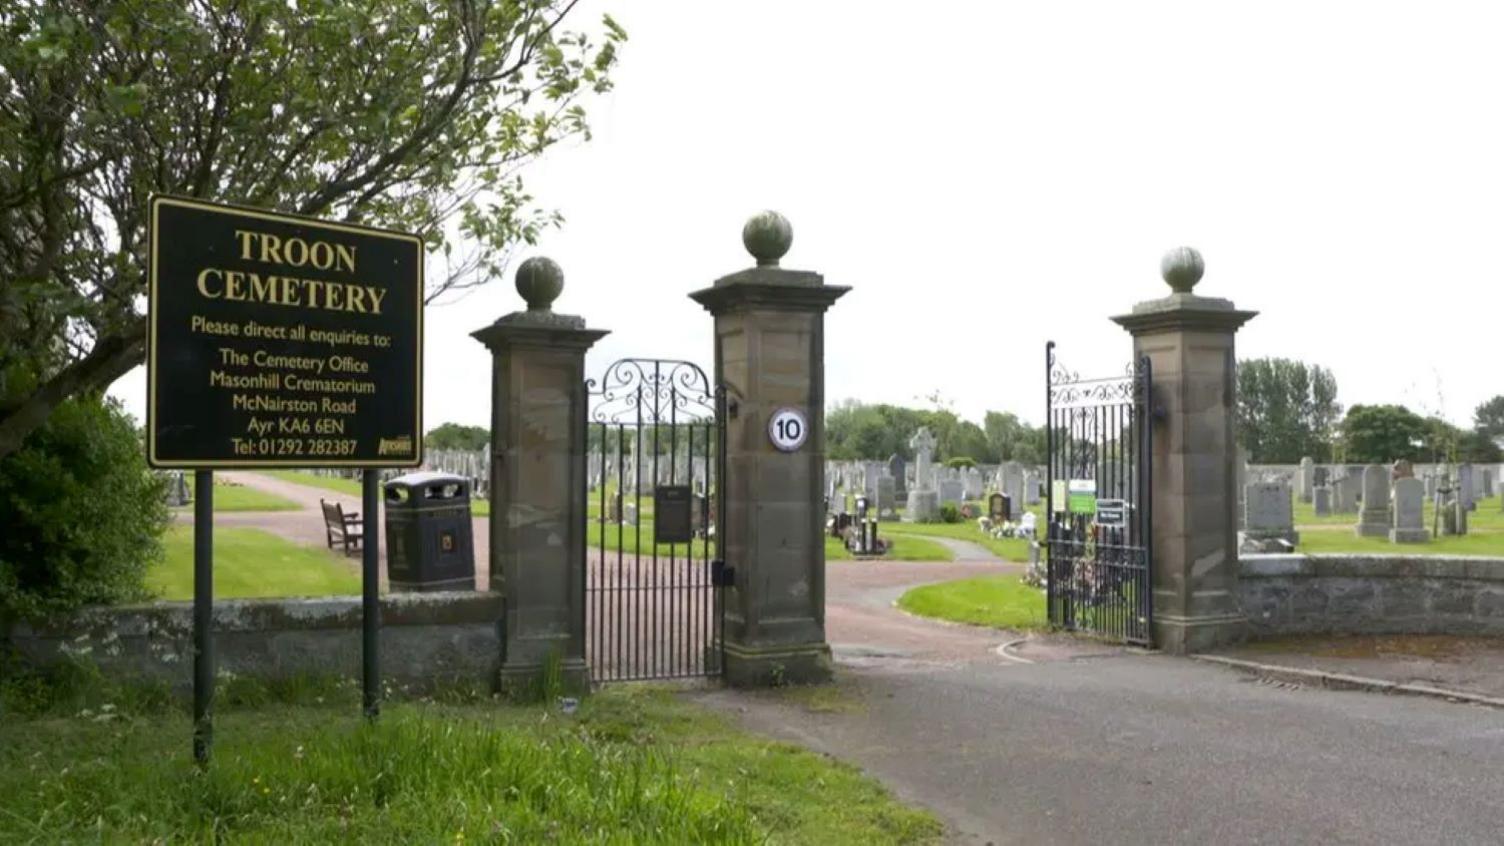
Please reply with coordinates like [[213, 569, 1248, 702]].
[[862, 460, 883, 503], [1313, 465, 1329, 487], [1484, 468, 1495, 498], [877, 476, 898, 520], [1355, 464, 1390, 537], [1023, 471, 1041, 505], [1298, 457, 1315, 503], [1313, 485, 1332, 516], [887, 454, 907, 500], [1333, 472, 1360, 513], [904, 427, 940, 523], [1389, 477, 1428, 543], [938, 478, 964, 507], [1235, 447, 1249, 529], [1424, 473, 1437, 499], [1242, 481, 1298, 551], [622, 501, 638, 527], [1458, 463, 1476, 512], [989, 492, 1009, 522]]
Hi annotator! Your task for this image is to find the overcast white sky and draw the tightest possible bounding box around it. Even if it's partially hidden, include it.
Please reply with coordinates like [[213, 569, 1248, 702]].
[[112, 0, 1504, 428]]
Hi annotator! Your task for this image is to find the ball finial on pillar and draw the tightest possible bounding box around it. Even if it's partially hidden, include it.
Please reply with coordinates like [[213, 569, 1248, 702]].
[[742, 211, 793, 267], [515, 256, 564, 311], [1160, 247, 1205, 294]]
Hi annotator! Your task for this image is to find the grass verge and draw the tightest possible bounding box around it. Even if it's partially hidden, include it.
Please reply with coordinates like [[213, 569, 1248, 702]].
[[181, 476, 300, 512], [0, 680, 940, 844], [149, 526, 359, 599], [897, 574, 1048, 631]]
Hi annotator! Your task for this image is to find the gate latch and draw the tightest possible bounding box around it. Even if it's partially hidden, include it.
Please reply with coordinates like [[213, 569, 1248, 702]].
[[711, 559, 735, 587]]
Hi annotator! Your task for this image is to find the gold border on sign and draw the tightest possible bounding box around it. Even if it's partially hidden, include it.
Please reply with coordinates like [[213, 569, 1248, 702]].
[[146, 194, 425, 468]]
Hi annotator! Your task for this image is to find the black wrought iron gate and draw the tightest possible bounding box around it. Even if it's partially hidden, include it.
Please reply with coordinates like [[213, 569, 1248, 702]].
[[1044, 341, 1154, 645], [584, 358, 725, 682]]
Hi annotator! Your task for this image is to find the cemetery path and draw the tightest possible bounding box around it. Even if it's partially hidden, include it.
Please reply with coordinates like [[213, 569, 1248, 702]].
[[884, 533, 1003, 563], [694, 653, 1504, 845]]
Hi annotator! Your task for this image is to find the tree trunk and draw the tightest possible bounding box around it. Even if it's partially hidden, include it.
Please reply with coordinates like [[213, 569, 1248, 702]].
[[0, 319, 147, 460]]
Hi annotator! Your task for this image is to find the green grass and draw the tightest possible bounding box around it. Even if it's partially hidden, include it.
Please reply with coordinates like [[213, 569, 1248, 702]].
[[897, 574, 1048, 632], [0, 685, 940, 844], [266, 469, 364, 497], [267, 470, 490, 517], [1294, 498, 1504, 530], [149, 526, 359, 599], [879, 520, 1036, 561], [1296, 528, 1504, 556], [181, 476, 300, 512]]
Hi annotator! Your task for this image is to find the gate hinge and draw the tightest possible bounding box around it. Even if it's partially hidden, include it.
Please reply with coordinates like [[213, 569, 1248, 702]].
[[711, 559, 735, 587]]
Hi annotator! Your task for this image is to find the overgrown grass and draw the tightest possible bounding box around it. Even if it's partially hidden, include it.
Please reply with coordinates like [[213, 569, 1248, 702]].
[[180, 476, 300, 512], [897, 574, 1048, 631], [149, 526, 360, 600], [0, 676, 941, 844]]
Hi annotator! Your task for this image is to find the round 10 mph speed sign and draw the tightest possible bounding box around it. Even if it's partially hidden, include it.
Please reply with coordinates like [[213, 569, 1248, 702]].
[[767, 407, 809, 452]]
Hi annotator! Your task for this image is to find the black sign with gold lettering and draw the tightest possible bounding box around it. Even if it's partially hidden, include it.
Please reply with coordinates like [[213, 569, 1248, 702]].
[[654, 485, 693, 545], [147, 195, 423, 467]]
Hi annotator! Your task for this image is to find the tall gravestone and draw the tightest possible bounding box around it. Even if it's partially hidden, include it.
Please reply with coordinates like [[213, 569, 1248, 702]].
[[1112, 247, 1256, 653], [1298, 457, 1315, 503], [1313, 485, 1332, 516], [1243, 481, 1298, 550], [887, 454, 907, 500], [1355, 464, 1391, 537], [905, 427, 940, 522], [472, 258, 607, 693], [1389, 477, 1428, 543], [689, 212, 848, 686]]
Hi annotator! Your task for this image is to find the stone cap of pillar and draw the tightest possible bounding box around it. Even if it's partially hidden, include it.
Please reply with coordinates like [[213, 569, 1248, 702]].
[[471, 256, 609, 350], [689, 211, 850, 313], [1111, 247, 1257, 334]]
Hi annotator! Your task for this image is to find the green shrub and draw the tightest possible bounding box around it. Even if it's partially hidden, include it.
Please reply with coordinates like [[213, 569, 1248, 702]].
[[939, 503, 961, 523], [945, 456, 975, 469], [0, 397, 168, 620]]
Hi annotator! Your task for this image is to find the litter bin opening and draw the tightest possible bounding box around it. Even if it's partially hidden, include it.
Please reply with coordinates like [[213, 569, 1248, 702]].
[[385, 486, 411, 504], [425, 482, 465, 500]]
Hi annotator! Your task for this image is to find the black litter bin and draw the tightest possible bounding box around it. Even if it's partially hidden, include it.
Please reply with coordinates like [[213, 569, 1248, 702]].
[[384, 472, 476, 592]]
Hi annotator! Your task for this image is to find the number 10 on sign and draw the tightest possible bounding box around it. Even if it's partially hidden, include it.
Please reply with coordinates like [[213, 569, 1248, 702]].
[[768, 407, 809, 452]]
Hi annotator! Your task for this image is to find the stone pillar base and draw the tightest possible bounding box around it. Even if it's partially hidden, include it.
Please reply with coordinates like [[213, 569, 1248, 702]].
[[721, 641, 833, 687], [497, 658, 590, 699], [1355, 522, 1389, 538], [1153, 613, 1247, 654], [1389, 528, 1430, 543]]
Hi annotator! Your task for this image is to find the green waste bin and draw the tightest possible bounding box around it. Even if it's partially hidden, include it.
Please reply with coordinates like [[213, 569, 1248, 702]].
[[384, 472, 476, 592]]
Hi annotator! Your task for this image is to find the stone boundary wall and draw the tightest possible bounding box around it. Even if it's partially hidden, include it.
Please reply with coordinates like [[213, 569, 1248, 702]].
[[1239, 554, 1504, 636], [4, 592, 503, 690]]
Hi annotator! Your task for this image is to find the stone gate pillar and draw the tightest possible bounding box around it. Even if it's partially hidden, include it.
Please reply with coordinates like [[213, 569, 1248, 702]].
[[1112, 248, 1256, 653], [472, 258, 607, 692], [690, 212, 849, 686]]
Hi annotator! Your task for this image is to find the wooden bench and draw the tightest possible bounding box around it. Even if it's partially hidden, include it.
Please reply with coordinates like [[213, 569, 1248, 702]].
[[320, 499, 362, 555]]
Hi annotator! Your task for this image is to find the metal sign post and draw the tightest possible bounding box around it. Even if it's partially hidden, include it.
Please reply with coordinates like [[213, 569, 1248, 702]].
[[192, 470, 214, 765]]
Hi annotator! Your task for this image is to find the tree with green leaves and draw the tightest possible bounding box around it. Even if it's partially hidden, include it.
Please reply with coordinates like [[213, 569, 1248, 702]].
[[425, 422, 490, 451], [1236, 357, 1341, 462], [1474, 395, 1504, 442], [1338, 404, 1428, 463], [983, 410, 1046, 465], [0, 0, 624, 459]]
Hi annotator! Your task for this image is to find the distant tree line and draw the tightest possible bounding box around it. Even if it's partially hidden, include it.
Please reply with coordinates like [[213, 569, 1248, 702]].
[[1236, 357, 1502, 464], [823, 401, 1046, 465]]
